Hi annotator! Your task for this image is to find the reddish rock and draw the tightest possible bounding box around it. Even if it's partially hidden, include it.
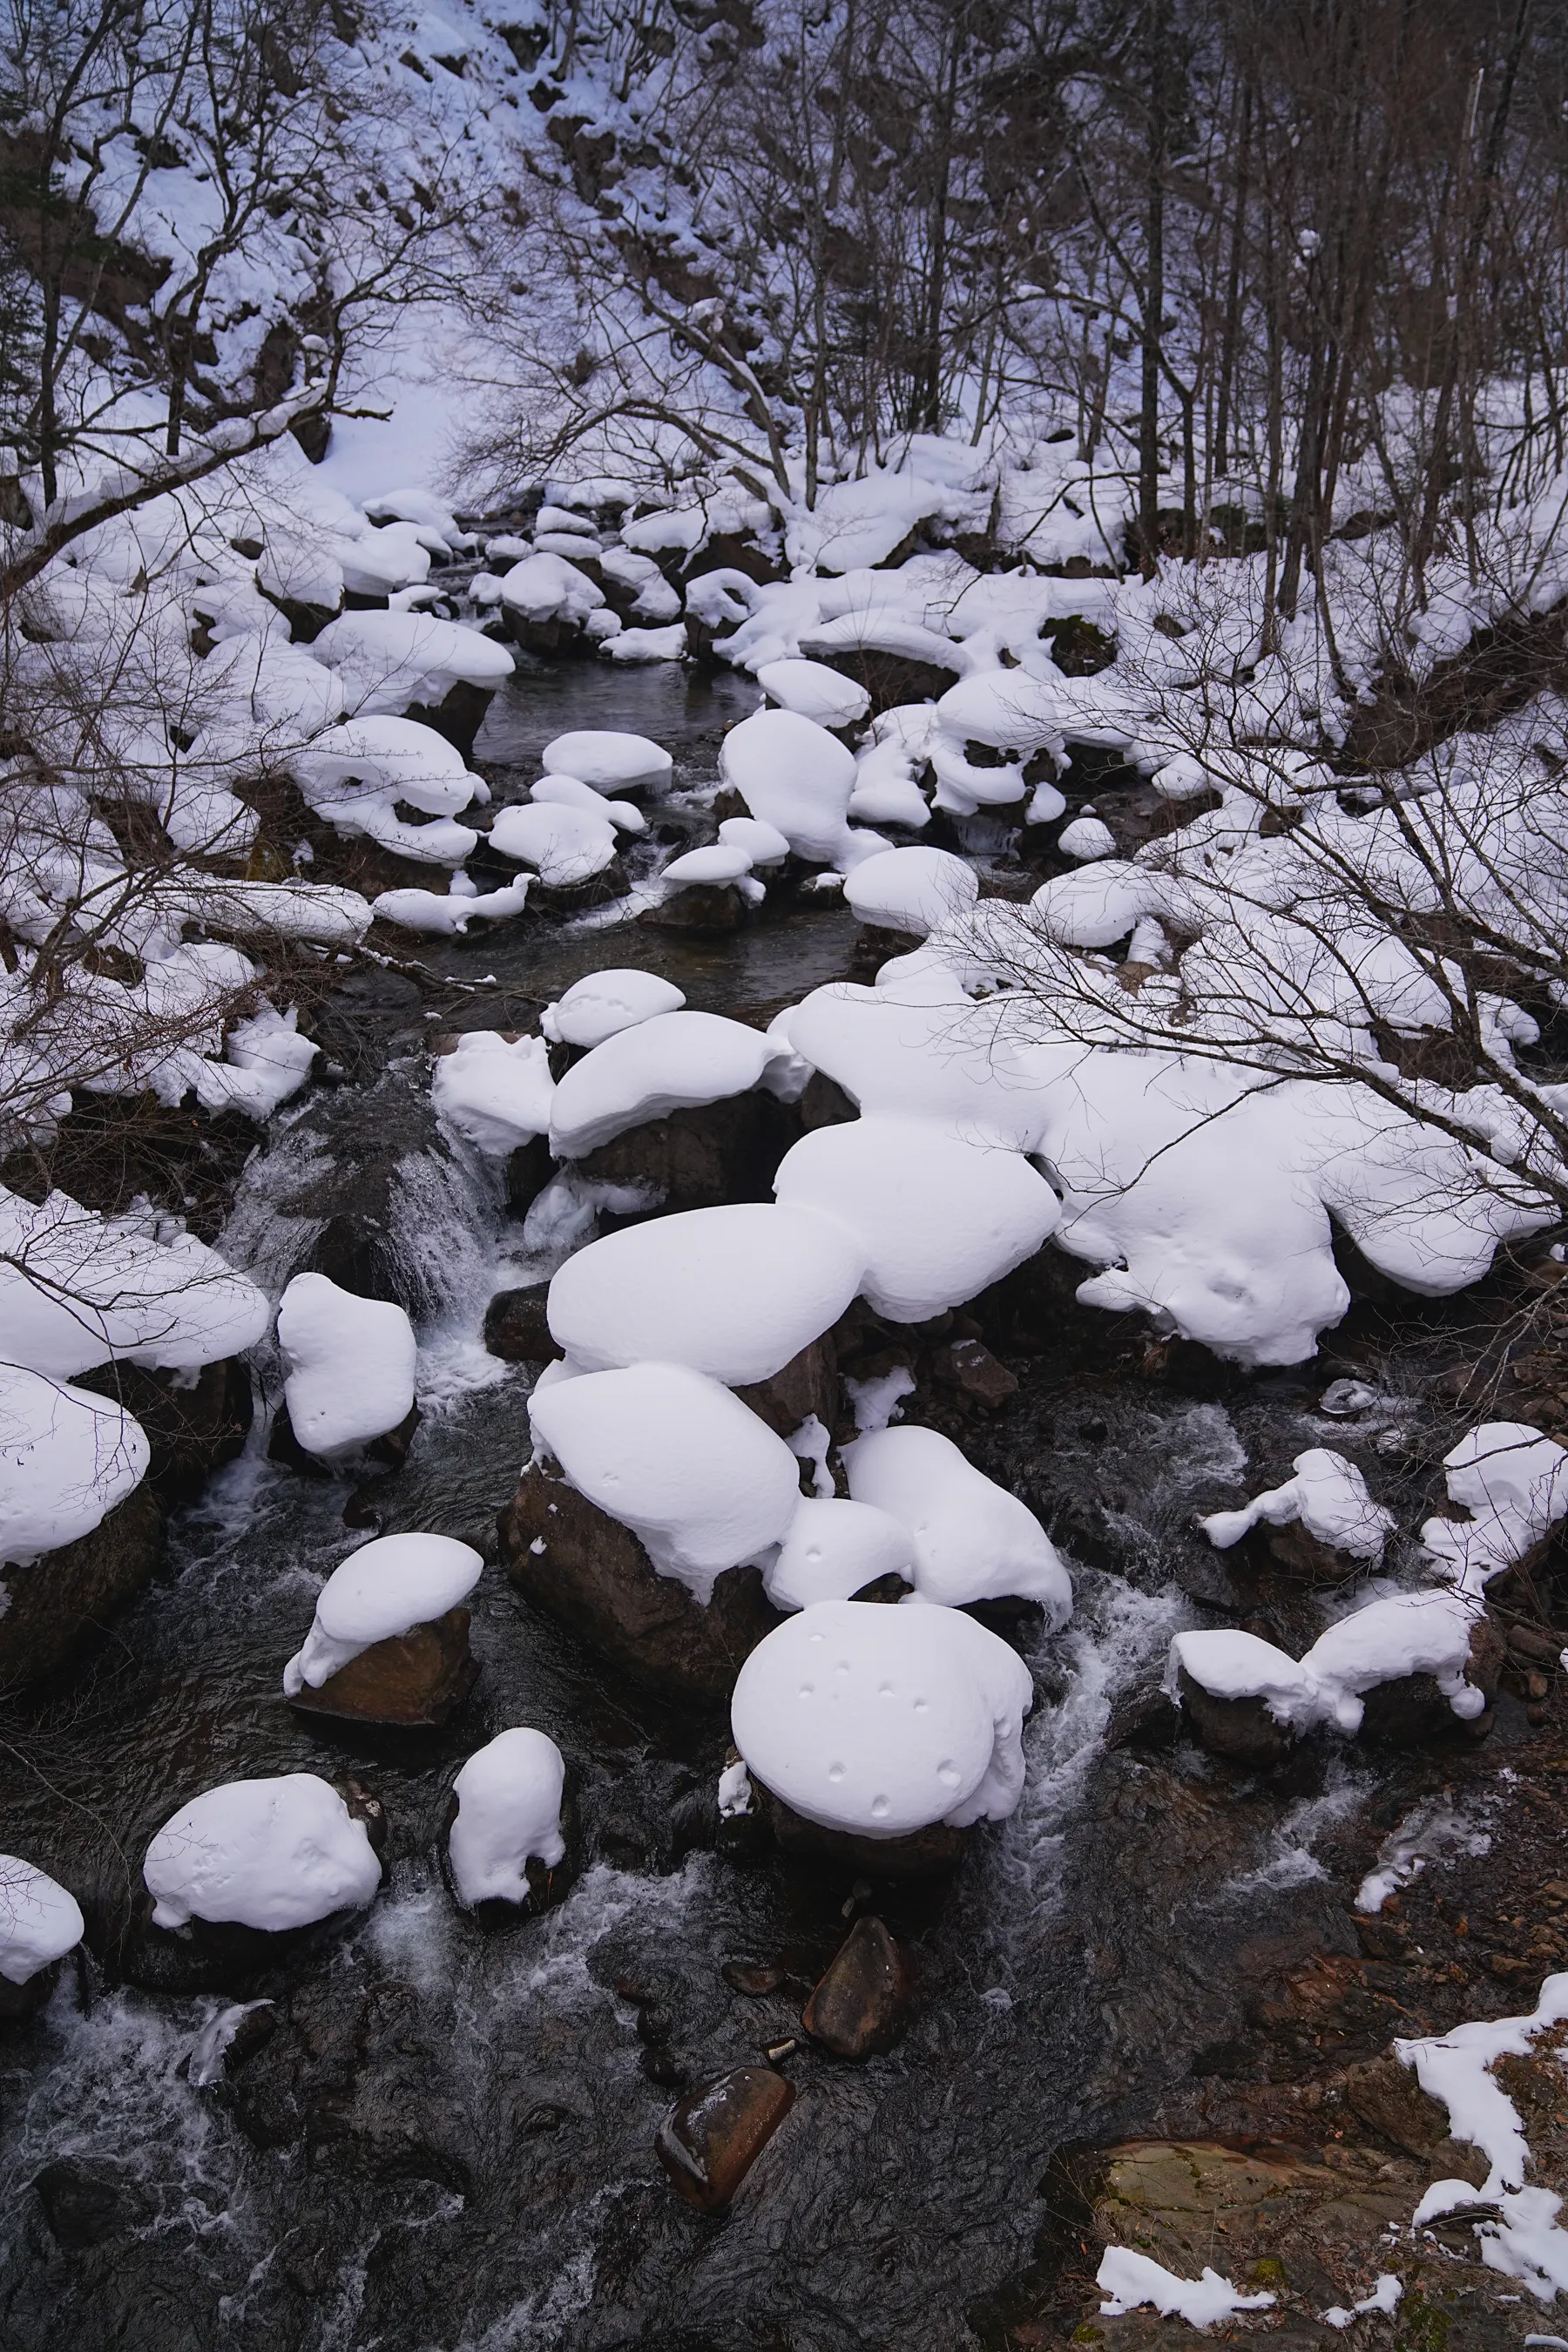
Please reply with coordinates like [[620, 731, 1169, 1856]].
[[655, 2065, 795, 2212], [288, 1607, 478, 1728], [930, 1337, 1019, 1409], [733, 1333, 838, 1436], [801, 1916, 912, 2058]]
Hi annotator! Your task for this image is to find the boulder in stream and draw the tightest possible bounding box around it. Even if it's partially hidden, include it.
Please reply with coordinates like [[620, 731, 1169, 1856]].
[[283, 1534, 483, 1730], [655, 2065, 795, 2213], [0, 1480, 164, 1694], [801, 1916, 913, 2058]]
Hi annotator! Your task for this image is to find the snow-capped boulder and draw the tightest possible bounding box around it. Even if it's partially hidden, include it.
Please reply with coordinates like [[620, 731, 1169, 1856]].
[[432, 1032, 555, 1156], [718, 815, 790, 867], [758, 658, 870, 729], [144, 1774, 382, 1934], [545, 1202, 864, 1384], [489, 801, 620, 888], [447, 1728, 566, 1910], [731, 1600, 1034, 1869], [762, 1497, 915, 1611], [1031, 860, 1163, 949], [0, 1365, 150, 1565], [842, 846, 978, 937], [660, 843, 755, 888], [548, 1010, 779, 1159], [308, 612, 513, 751], [845, 1425, 1071, 1620], [1167, 1628, 1317, 1764], [1200, 1449, 1396, 1579], [541, 730, 672, 794], [720, 707, 856, 862], [1057, 814, 1117, 862], [0, 1857, 84, 2014], [292, 715, 482, 864], [531, 774, 647, 833], [528, 1361, 803, 1604], [276, 1274, 417, 1457], [1299, 1590, 1502, 1740], [498, 552, 605, 641], [282, 1533, 483, 1727], [1423, 1422, 1568, 1586], [784, 985, 1046, 1151], [773, 1113, 1061, 1321], [541, 968, 686, 1050]]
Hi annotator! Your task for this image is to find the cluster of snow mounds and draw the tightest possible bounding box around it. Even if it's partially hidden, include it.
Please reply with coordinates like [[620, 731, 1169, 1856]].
[[730, 1599, 1034, 1839], [0, 1857, 85, 1986], [1175, 1590, 1490, 1740], [282, 1534, 483, 1697], [144, 1774, 382, 1933], [295, 715, 487, 868], [448, 1728, 566, 1909], [1200, 1447, 1396, 1564], [276, 1274, 417, 1456]]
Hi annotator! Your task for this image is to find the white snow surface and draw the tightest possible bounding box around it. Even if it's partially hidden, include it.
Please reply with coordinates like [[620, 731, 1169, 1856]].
[[660, 843, 753, 885], [276, 1274, 417, 1456], [1168, 1628, 1320, 1728], [730, 1598, 1035, 1836], [541, 968, 686, 1049], [528, 1361, 804, 1603], [1096, 2246, 1276, 2328], [719, 707, 857, 862], [489, 800, 619, 886], [1200, 1449, 1396, 1564], [448, 1728, 566, 1908], [762, 1497, 915, 1610], [309, 611, 512, 713], [845, 1424, 1071, 1621], [1300, 1589, 1489, 1734], [545, 1202, 864, 1383], [540, 731, 672, 794], [432, 1031, 555, 1155], [530, 774, 647, 833], [0, 1365, 151, 1565], [1423, 1423, 1568, 1586], [842, 847, 979, 936], [549, 1010, 778, 1158], [757, 658, 870, 728], [144, 1774, 382, 1932], [281, 1532, 483, 1697], [0, 1858, 85, 1985]]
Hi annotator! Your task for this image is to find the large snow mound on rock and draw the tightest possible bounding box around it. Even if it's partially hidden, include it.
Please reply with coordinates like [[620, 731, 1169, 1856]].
[[277, 1274, 417, 1456], [542, 969, 686, 1049], [762, 1497, 915, 1611], [282, 1532, 483, 1696], [720, 707, 856, 863], [0, 1857, 84, 1985], [144, 1774, 382, 1932], [432, 1032, 555, 1156], [448, 1728, 566, 1908], [846, 1425, 1072, 1620], [843, 847, 978, 936], [541, 730, 672, 794], [549, 1009, 778, 1158], [0, 1365, 152, 1565]]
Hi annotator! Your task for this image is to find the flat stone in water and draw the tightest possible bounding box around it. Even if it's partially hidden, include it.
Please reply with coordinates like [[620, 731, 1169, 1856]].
[[655, 2065, 795, 2213]]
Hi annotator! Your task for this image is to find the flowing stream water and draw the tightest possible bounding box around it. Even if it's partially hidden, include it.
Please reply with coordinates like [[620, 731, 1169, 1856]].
[[0, 663, 1527, 2352]]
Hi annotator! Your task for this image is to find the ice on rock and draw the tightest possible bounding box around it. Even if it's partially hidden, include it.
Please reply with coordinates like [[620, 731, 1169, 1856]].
[[549, 1009, 779, 1158], [0, 1186, 271, 1377], [0, 1858, 84, 1985], [731, 1599, 1035, 1836], [448, 1728, 566, 1908], [1423, 1422, 1568, 1586], [489, 801, 619, 886], [542, 969, 686, 1050], [757, 658, 870, 729], [842, 847, 978, 936], [282, 1533, 483, 1696], [540, 730, 672, 794], [846, 1425, 1071, 1621], [308, 611, 513, 714], [546, 1202, 865, 1383], [762, 1497, 915, 1610], [432, 1032, 555, 1155], [774, 1113, 1060, 1321], [1300, 1590, 1490, 1734], [718, 816, 790, 866], [1200, 1449, 1396, 1564], [276, 1274, 417, 1456], [528, 1362, 803, 1604], [660, 843, 754, 886], [499, 552, 605, 627], [1168, 1628, 1319, 1728], [1058, 815, 1117, 862], [531, 774, 647, 833], [720, 707, 856, 862], [144, 1774, 382, 1933], [0, 1366, 151, 1565]]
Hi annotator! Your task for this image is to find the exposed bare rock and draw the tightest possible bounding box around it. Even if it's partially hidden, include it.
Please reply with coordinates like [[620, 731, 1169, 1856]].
[[655, 2065, 795, 2212]]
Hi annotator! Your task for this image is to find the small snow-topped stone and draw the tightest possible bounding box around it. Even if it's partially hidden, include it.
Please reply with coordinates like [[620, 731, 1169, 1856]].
[[720, 708, 855, 863], [144, 1774, 382, 1932], [1168, 1629, 1317, 1726], [846, 1425, 1071, 1621], [490, 801, 618, 885], [774, 1113, 1061, 1322], [432, 1031, 554, 1155], [277, 1274, 416, 1456], [0, 1365, 150, 1565], [528, 1362, 803, 1603], [549, 1009, 776, 1158], [842, 847, 978, 936], [718, 815, 790, 865], [541, 730, 672, 794], [1299, 1590, 1488, 1733], [757, 659, 870, 729], [282, 1532, 483, 1697], [531, 774, 646, 832], [448, 1727, 566, 1907], [0, 1857, 84, 1985], [661, 843, 753, 885], [731, 1599, 1034, 1836], [499, 552, 605, 625], [1057, 815, 1117, 862], [763, 1497, 914, 1611], [546, 1202, 865, 1383], [1200, 1448, 1395, 1564], [541, 968, 686, 1050]]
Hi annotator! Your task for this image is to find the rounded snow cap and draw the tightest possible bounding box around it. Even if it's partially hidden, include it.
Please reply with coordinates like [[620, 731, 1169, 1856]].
[[0, 1856, 84, 1985], [144, 1774, 382, 1933]]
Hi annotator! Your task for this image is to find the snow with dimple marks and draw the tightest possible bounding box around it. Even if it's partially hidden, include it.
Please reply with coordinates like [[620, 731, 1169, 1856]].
[[545, 1201, 864, 1384], [281, 1532, 483, 1697], [845, 1424, 1071, 1620], [549, 1008, 777, 1158], [277, 1273, 417, 1456], [731, 1598, 1035, 1836], [144, 1774, 382, 1933], [842, 846, 977, 936], [1096, 2246, 1275, 2328], [541, 731, 672, 794], [0, 1857, 84, 1985], [542, 967, 686, 1048], [0, 1365, 151, 1565], [1200, 1448, 1396, 1563], [448, 1728, 566, 1908], [720, 706, 856, 862], [432, 1031, 555, 1155], [762, 1496, 915, 1610], [528, 1361, 803, 1604]]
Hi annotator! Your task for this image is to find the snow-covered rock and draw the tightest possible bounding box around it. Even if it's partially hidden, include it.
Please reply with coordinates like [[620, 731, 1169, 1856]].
[[731, 1599, 1034, 1836], [842, 846, 978, 936], [718, 815, 790, 866], [1300, 1589, 1492, 1734], [1423, 1422, 1568, 1586], [499, 552, 605, 627], [448, 1728, 566, 1908], [489, 800, 619, 886], [549, 1010, 779, 1158], [758, 658, 870, 729], [541, 968, 686, 1050], [282, 1533, 483, 1697], [293, 714, 481, 814], [531, 774, 646, 833], [606, 622, 686, 663], [1168, 1628, 1319, 1734], [0, 1858, 84, 1986], [541, 730, 672, 794], [845, 1425, 1071, 1619], [1200, 1449, 1396, 1567], [276, 1274, 417, 1456], [432, 1031, 555, 1155], [762, 1497, 915, 1611], [1058, 815, 1117, 862], [309, 611, 513, 715], [545, 1202, 864, 1383], [0, 1366, 151, 1565], [528, 1361, 803, 1604], [144, 1774, 382, 1932], [720, 707, 856, 862], [660, 843, 754, 887]]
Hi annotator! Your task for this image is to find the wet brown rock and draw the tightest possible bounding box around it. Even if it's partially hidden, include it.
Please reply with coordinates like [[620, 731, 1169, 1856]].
[[1176, 1665, 1296, 1766], [654, 2065, 795, 2213], [1262, 1517, 1375, 1584], [0, 1480, 164, 1694], [499, 1458, 781, 1702], [721, 1960, 787, 1997], [73, 1356, 252, 1500], [287, 1606, 478, 1729], [1342, 2054, 1487, 2183], [573, 1089, 792, 1214], [645, 882, 746, 932], [483, 1284, 556, 1362], [1358, 1614, 1504, 1746], [801, 1916, 913, 2058], [750, 1777, 969, 1878], [733, 1333, 837, 1436], [0, 1959, 68, 2026], [931, 1336, 1019, 1409]]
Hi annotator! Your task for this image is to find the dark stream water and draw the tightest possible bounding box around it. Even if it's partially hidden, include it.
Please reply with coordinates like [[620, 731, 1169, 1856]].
[[0, 666, 1519, 2351]]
